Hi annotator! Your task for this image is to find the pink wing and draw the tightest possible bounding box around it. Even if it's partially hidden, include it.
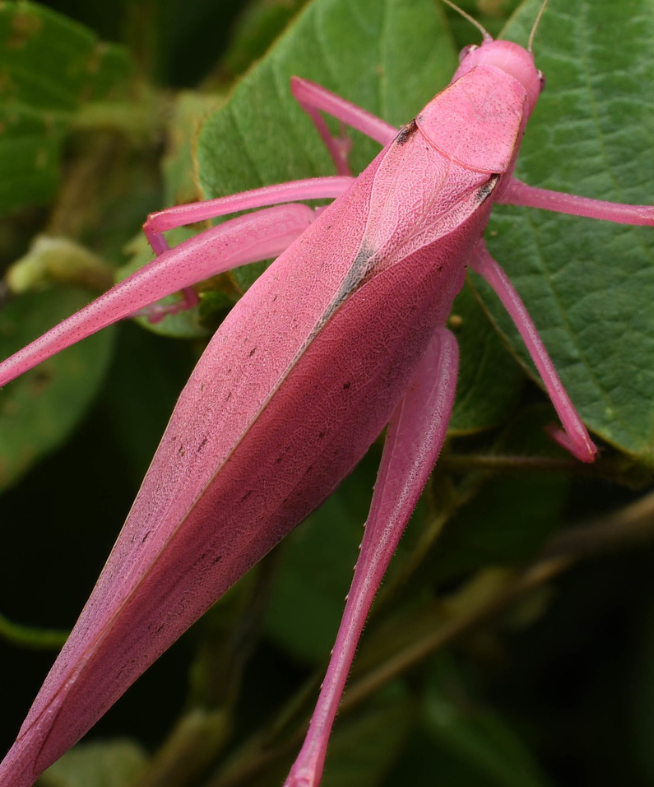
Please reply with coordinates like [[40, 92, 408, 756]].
[[0, 124, 500, 787]]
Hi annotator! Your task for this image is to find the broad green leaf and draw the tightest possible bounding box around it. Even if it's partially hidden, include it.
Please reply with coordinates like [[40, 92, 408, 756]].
[[0, 103, 65, 212], [421, 696, 551, 787], [196, 0, 522, 431], [116, 91, 231, 340], [195, 0, 654, 455], [0, 288, 114, 491], [445, 0, 522, 49], [38, 739, 148, 787], [449, 285, 524, 434], [0, 1, 133, 214], [433, 407, 570, 581], [480, 0, 654, 464], [387, 657, 553, 787], [432, 469, 568, 582], [199, 0, 457, 203], [100, 321, 197, 483], [217, 0, 313, 83], [320, 692, 414, 787], [422, 658, 552, 787], [244, 691, 413, 787], [162, 91, 224, 207]]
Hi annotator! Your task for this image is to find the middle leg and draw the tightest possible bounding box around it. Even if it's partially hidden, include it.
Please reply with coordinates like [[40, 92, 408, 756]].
[[499, 179, 654, 227], [290, 77, 398, 175], [470, 239, 597, 462], [0, 204, 317, 388]]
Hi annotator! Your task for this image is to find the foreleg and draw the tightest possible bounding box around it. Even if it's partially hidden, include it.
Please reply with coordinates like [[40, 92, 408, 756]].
[[469, 240, 597, 463], [284, 327, 459, 787]]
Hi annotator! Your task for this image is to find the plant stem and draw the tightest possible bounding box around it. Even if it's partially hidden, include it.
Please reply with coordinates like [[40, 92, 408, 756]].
[[70, 96, 164, 140], [544, 488, 654, 558], [0, 611, 68, 650], [441, 451, 642, 484]]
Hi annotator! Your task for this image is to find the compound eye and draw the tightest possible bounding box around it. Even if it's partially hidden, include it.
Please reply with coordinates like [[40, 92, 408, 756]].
[[537, 69, 546, 91], [459, 44, 478, 63]]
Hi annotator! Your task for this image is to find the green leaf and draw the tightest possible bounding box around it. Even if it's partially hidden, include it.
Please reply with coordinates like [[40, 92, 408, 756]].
[[38, 739, 148, 787], [444, 0, 522, 50], [0, 287, 114, 491], [217, 0, 313, 83], [386, 655, 554, 787], [0, 103, 65, 213], [422, 659, 552, 787], [449, 284, 524, 434], [194, 0, 654, 459], [0, 1, 133, 214], [197, 0, 458, 289], [99, 320, 197, 483], [195, 0, 523, 432], [480, 0, 654, 465], [162, 91, 225, 208], [245, 690, 414, 787], [116, 90, 234, 340], [433, 407, 571, 581], [432, 470, 568, 581], [199, 0, 457, 196], [320, 692, 414, 787]]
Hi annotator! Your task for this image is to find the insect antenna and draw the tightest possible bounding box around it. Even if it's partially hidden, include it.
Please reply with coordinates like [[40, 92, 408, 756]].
[[528, 0, 550, 52], [441, 0, 492, 42]]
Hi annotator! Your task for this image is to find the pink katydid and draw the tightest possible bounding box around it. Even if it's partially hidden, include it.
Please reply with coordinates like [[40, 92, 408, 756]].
[[0, 0, 653, 785]]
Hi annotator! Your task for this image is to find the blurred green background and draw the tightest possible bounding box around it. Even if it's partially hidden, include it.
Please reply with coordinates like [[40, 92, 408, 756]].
[[1, 1, 654, 786]]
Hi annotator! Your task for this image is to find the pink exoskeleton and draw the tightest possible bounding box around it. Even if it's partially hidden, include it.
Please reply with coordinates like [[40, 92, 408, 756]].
[[0, 1, 652, 785]]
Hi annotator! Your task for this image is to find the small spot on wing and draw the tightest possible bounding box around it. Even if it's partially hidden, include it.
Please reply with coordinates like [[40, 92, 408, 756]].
[[395, 118, 418, 146], [476, 174, 500, 204]]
